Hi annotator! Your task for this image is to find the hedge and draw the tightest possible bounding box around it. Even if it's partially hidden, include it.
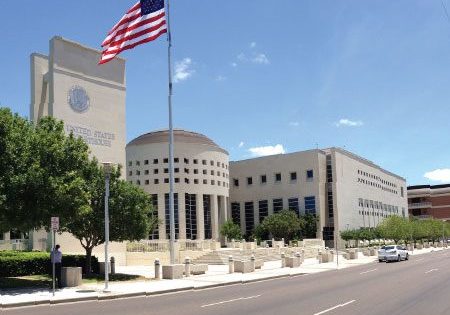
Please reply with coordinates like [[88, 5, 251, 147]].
[[0, 251, 99, 277]]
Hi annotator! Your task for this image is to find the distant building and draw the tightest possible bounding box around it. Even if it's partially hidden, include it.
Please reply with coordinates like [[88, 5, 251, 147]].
[[407, 184, 450, 220], [230, 148, 408, 248], [126, 129, 229, 241]]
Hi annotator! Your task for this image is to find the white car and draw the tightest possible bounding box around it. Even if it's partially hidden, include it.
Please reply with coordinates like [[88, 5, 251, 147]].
[[378, 245, 409, 262]]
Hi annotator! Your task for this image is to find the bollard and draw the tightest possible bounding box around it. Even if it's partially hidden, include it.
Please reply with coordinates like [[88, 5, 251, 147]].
[[184, 257, 191, 277], [228, 255, 234, 273], [281, 253, 286, 268], [154, 258, 161, 280], [250, 254, 255, 271], [110, 256, 116, 275]]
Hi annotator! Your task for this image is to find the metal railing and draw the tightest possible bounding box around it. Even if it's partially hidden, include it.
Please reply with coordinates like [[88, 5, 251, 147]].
[[126, 239, 217, 252], [408, 202, 432, 209]]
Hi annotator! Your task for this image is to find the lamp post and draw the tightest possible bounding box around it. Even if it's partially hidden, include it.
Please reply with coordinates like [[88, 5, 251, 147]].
[[102, 162, 113, 292]]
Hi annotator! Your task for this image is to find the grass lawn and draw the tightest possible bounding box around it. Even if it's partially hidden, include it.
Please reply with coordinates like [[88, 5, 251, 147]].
[[1, 273, 145, 290]]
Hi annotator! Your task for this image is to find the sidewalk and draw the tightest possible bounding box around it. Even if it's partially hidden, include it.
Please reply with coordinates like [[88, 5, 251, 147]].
[[2, 247, 445, 309]]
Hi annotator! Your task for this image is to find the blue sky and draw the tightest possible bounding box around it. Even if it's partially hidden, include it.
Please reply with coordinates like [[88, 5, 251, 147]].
[[1, 0, 450, 185]]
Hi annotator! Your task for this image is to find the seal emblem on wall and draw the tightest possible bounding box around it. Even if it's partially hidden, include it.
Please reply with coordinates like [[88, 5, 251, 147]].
[[67, 85, 90, 113]]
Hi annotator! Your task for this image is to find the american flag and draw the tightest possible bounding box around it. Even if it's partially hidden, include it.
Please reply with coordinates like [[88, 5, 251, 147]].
[[99, 0, 167, 64]]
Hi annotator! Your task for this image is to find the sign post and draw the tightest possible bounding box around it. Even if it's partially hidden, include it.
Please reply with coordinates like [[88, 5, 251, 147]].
[[51, 217, 59, 296]]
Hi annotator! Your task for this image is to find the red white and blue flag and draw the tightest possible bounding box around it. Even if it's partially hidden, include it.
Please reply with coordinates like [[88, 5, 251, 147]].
[[99, 0, 167, 64]]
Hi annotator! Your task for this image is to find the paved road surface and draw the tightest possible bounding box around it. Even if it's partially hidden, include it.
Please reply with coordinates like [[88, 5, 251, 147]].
[[5, 250, 450, 315]]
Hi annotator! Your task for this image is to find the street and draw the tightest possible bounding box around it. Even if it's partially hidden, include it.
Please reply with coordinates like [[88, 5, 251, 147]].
[[5, 250, 450, 315]]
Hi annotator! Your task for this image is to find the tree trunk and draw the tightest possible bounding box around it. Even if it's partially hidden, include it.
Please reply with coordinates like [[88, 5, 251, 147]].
[[85, 247, 93, 276]]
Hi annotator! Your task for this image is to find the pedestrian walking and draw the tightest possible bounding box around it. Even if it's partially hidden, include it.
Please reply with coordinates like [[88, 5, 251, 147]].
[[51, 244, 62, 288]]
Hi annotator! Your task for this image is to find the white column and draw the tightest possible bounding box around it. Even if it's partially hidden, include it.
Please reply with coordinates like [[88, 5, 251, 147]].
[[211, 194, 219, 240], [196, 194, 205, 240], [158, 193, 166, 240]]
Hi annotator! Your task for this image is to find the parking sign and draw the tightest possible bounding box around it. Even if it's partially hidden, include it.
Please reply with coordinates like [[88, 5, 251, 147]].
[[51, 217, 59, 231]]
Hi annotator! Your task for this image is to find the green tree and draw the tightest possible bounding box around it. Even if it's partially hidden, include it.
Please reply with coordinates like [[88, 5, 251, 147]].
[[259, 210, 303, 242], [300, 214, 319, 239], [378, 216, 409, 244], [220, 220, 242, 241], [340, 230, 353, 247], [0, 109, 90, 231], [65, 161, 156, 274]]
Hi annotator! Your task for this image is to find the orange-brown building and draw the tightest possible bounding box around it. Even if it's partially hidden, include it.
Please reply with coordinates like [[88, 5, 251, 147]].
[[407, 184, 450, 220]]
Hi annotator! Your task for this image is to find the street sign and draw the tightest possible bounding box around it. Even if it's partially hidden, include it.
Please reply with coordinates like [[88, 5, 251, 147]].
[[51, 217, 59, 231]]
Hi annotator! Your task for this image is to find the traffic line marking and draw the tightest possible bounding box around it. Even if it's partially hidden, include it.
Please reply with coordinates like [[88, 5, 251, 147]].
[[425, 268, 438, 274], [201, 294, 261, 308], [313, 300, 356, 315], [360, 268, 377, 275]]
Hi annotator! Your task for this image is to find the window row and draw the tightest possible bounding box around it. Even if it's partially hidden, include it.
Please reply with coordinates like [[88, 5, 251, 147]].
[[233, 169, 314, 187], [357, 169, 397, 188], [358, 198, 399, 213], [129, 168, 228, 178], [131, 178, 229, 187], [129, 158, 228, 169], [357, 177, 398, 195]]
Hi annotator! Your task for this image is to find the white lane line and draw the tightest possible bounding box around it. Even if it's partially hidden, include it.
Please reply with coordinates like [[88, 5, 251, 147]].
[[360, 268, 377, 275], [313, 300, 356, 315], [425, 268, 438, 274], [201, 294, 261, 308]]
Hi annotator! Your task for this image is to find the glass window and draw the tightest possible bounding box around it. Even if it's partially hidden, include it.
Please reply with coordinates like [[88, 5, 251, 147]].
[[164, 168, 169, 174], [203, 169, 207, 175], [244, 202, 254, 235], [231, 203, 241, 225], [163, 158, 168, 163], [288, 198, 299, 216], [184, 168, 189, 174], [273, 198, 283, 213], [136, 161, 140, 166], [194, 179, 199, 184], [129, 171, 132, 176], [202, 159, 207, 165], [275, 173, 281, 182], [164, 178, 169, 183], [184, 158, 189, 164], [165, 193, 179, 239], [128, 161, 132, 166], [144, 170, 149, 175], [193, 159, 198, 164], [154, 179, 159, 184], [153, 159, 158, 164], [174, 157, 179, 163], [154, 169, 159, 174], [174, 168, 179, 173], [306, 170, 314, 180], [175, 178, 179, 183], [145, 180, 149, 185], [234, 179, 239, 187], [144, 160, 149, 165], [260, 175, 267, 184], [247, 177, 253, 185], [290, 172, 297, 181], [194, 169, 198, 174], [304, 196, 316, 215], [259, 200, 269, 222]]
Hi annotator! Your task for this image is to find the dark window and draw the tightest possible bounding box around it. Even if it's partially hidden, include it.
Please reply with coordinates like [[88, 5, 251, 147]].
[[136, 180, 141, 185], [261, 175, 267, 184], [174, 168, 179, 173], [258, 200, 268, 222], [290, 172, 297, 181], [305, 196, 316, 215], [202, 160, 207, 165], [327, 190, 334, 218], [164, 168, 169, 173], [204, 195, 212, 239], [144, 170, 149, 175], [288, 198, 299, 216], [326, 157, 333, 182], [129, 171, 132, 176], [149, 194, 159, 239], [231, 202, 241, 225], [136, 161, 140, 166], [144, 160, 149, 165], [175, 178, 179, 183], [306, 170, 314, 180], [184, 158, 189, 164], [194, 169, 198, 174], [153, 159, 158, 164], [210, 160, 214, 166], [203, 169, 207, 175], [273, 198, 283, 213], [163, 158, 168, 163], [174, 157, 179, 163], [136, 170, 141, 176], [247, 177, 253, 185], [203, 179, 207, 184], [145, 180, 149, 185], [185, 178, 189, 184], [185, 193, 197, 240], [154, 179, 159, 184], [244, 202, 254, 235], [184, 168, 189, 174], [194, 179, 199, 184], [234, 179, 239, 187], [193, 159, 198, 164], [165, 193, 179, 239], [128, 161, 132, 166], [275, 173, 281, 182], [164, 178, 169, 183], [154, 169, 159, 174]]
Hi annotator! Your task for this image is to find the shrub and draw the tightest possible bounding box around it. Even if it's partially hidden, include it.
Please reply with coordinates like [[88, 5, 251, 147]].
[[0, 251, 98, 277]]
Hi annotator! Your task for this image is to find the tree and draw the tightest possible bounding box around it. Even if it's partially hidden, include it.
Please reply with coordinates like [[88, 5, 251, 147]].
[[259, 210, 303, 242], [300, 214, 319, 239], [340, 230, 354, 248], [220, 220, 242, 241], [0, 108, 91, 231], [378, 216, 409, 244], [65, 160, 156, 274]]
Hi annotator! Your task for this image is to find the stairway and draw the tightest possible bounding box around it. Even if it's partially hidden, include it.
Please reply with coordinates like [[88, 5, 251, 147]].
[[193, 248, 283, 265]]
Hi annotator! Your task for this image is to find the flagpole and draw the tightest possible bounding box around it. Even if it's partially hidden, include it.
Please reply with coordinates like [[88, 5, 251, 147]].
[[166, 0, 176, 265]]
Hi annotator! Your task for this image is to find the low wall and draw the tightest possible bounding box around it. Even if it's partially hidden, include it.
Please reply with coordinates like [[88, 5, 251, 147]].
[[126, 250, 207, 266]]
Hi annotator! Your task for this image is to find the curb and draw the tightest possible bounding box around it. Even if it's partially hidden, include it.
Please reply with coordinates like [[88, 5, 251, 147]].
[[98, 291, 146, 301], [146, 286, 194, 296], [50, 295, 98, 304]]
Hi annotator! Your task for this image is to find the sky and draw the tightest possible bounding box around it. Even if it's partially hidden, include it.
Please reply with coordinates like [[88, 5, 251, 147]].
[[1, 0, 450, 186]]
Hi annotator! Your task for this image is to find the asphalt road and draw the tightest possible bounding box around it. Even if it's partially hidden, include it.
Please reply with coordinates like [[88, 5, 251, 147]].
[[5, 250, 450, 315]]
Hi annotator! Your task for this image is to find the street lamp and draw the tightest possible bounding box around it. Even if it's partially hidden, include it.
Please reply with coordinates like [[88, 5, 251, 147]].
[[102, 162, 113, 292]]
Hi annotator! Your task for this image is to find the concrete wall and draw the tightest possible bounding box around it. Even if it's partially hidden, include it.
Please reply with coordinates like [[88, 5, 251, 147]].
[[126, 250, 207, 266]]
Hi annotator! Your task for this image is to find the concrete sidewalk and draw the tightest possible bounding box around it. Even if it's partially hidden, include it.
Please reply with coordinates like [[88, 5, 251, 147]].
[[2, 247, 445, 309]]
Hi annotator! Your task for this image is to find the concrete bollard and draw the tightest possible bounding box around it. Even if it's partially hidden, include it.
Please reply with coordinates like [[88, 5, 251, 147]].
[[154, 258, 161, 280], [318, 251, 323, 264], [228, 255, 234, 273], [185, 257, 191, 277], [250, 254, 255, 271], [110, 256, 116, 275], [281, 253, 286, 268]]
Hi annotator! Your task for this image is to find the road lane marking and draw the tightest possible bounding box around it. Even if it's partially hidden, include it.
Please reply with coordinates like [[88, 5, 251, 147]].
[[425, 268, 438, 274], [201, 294, 261, 308], [313, 300, 356, 315], [360, 268, 377, 275]]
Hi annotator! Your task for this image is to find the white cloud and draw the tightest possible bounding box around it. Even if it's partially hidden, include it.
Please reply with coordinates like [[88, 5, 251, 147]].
[[237, 53, 246, 61], [248, 144, 285, 157], [424, 169, 450, 183], [251, 53, 269, 64], [215, 75, 227, 81], [289, 121, 300, 127], [238, 141, 244, 148], [335, 118, 364, 127], [173, 58, 194, 83], [250, 42, 256, 48], [231, 62, 237, 67]]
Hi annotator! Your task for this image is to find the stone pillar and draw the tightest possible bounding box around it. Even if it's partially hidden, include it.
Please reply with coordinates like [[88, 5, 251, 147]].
[[281, 253, 286, 268], [228, 255, 234, 273], [178, 191, 187, 240], [196, 193, 205, 240], [219, 195, 227, 225], [184, 257, 191, 277], [158, 193, 166, 240], [154, 258, 161, 279], [211, 194, 219, 240]]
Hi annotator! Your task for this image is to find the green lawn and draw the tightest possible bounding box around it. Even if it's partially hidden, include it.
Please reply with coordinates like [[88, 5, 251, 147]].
[[1, 273, 146, 290]]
